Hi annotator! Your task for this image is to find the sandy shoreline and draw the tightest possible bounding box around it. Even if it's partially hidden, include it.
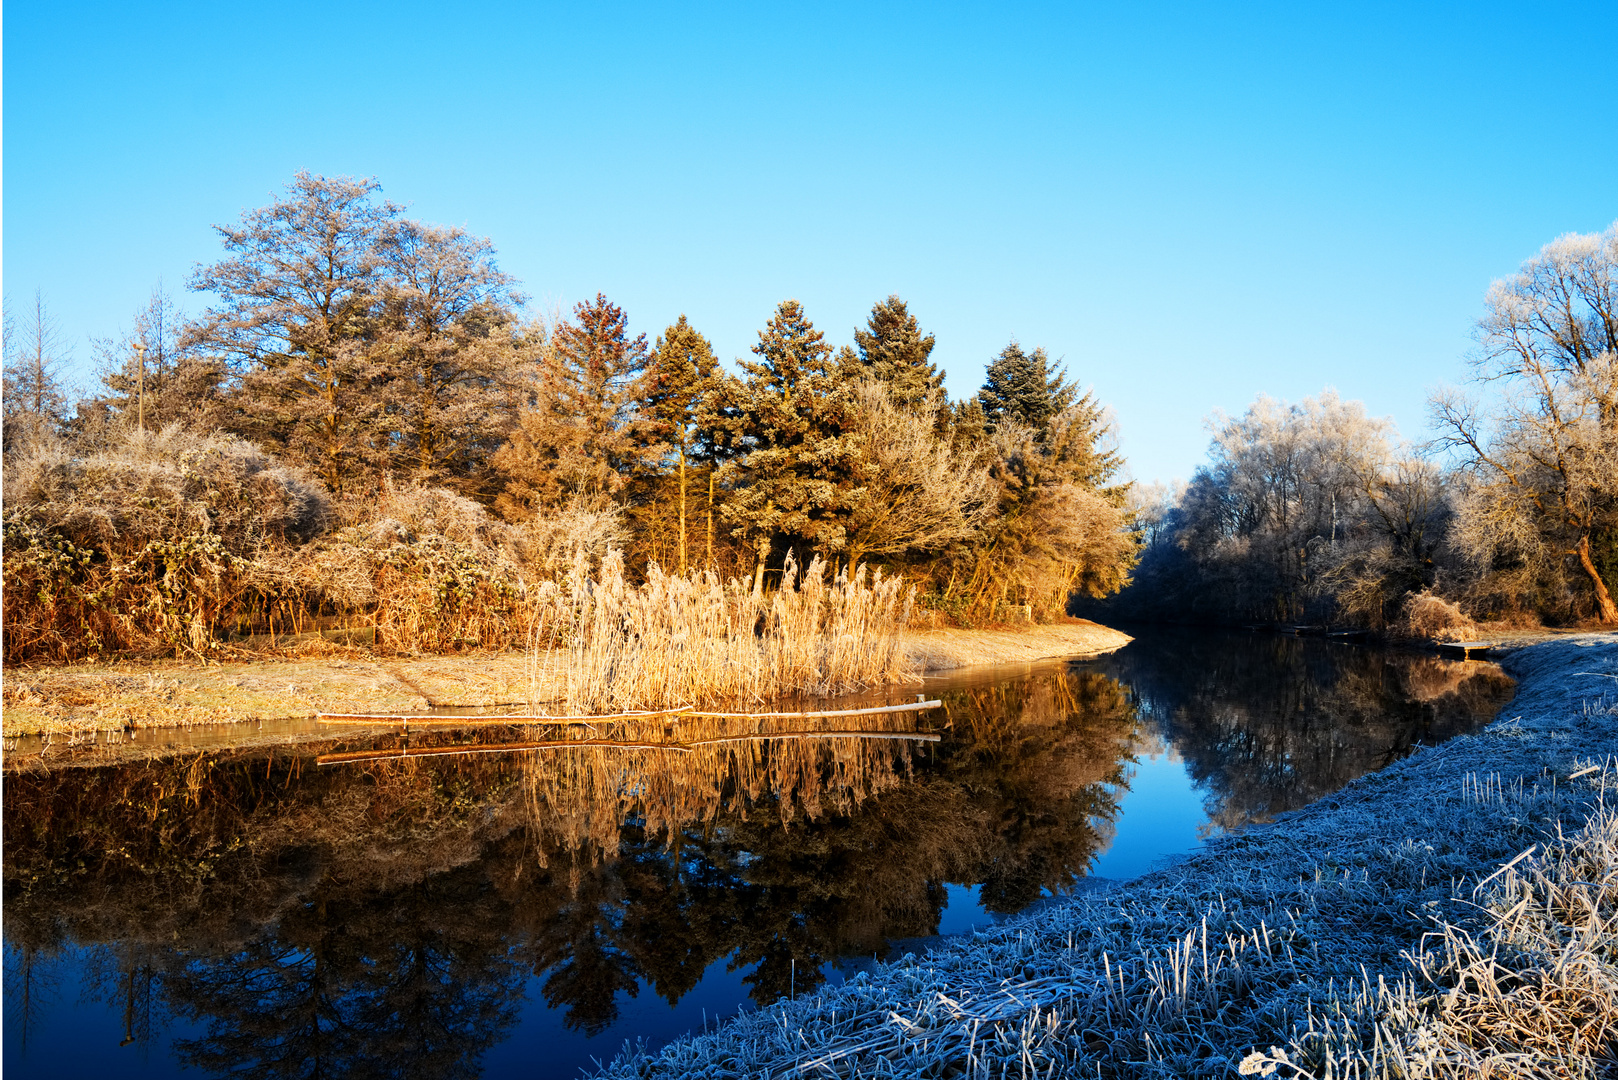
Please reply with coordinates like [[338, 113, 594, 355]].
[[0, 620, 1131, 739]]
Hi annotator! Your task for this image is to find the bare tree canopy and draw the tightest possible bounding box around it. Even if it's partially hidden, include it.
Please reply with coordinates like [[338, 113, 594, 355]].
[[2, 290, 75, 449], [188, 172, 527, 494], [1433, 220, 1618, 623]]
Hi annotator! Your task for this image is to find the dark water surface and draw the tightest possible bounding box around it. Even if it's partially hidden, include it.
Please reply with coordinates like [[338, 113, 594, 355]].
[[2, 629, 1515, 1079]]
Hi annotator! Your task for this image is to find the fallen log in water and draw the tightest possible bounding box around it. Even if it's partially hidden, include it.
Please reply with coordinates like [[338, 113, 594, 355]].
[[685, 700, 943, 720], [316, 707, 691, 726]]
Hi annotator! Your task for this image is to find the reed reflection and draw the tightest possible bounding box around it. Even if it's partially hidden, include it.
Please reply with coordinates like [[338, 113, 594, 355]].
[[3, 662, 1138, 1067]]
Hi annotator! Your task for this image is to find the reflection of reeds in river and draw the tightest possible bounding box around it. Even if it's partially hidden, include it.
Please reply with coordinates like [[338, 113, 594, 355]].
[[515, 711, 927, 874], [529, 549, 915, 713]]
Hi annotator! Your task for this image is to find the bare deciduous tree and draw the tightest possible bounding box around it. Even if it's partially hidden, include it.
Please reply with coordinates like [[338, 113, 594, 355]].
[[190, 173, 402, 492], [841, 380, 993, 567], [1176, 391, 1395, 620], [87, 283, 226, 438], [376, 221, 527, 490], [2, 290, 74, 449], [1433, 220, 1618, 623]]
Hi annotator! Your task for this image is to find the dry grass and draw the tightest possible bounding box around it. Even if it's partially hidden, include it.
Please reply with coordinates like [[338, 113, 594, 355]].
[[531, 549, 916, 713], [1398, 591, 1479, 643]]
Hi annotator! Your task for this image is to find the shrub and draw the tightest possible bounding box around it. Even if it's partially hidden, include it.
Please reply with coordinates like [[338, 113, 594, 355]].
[[1397, 590, 1476, 642]]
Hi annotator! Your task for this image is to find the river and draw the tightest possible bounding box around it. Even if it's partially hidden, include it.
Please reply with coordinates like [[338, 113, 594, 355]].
[[1, 628, 1515, 1079]]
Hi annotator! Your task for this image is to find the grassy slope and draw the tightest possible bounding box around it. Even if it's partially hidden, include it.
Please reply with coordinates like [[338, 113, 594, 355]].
[[595, 634, 1618, 1079]]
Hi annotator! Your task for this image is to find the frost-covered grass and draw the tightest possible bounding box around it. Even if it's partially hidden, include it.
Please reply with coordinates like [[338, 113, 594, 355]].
[[593, 637, 1618, 1079]]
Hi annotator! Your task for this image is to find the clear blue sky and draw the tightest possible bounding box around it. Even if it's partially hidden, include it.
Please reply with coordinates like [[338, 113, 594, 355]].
[[6, 1, 1615, 485]]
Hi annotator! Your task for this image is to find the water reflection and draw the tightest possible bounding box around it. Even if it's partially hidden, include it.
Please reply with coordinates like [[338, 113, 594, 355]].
[[2, 632, 1515, 1079], [1089, 630, 1517, 831]]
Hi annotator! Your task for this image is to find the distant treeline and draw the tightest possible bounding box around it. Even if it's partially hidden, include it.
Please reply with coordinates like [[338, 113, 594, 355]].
[[1, 173, 1133, 662], [1094, 220, 1618, 632]]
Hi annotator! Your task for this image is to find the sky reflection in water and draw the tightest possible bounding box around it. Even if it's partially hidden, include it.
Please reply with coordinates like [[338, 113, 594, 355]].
[[2, 629, 1515, 1080]]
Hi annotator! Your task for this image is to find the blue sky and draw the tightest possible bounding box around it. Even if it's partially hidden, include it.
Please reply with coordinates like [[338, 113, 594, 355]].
[[6, 1, 1616, 485]]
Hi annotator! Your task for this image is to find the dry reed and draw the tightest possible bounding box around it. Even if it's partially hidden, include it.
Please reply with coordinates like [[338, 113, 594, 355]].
[[529, 549, 917, 713]]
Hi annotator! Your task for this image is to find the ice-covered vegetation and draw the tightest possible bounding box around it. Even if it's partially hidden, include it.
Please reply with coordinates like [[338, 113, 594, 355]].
[[1, 173, 1135, 665], [1106, 221, 1618, 631]]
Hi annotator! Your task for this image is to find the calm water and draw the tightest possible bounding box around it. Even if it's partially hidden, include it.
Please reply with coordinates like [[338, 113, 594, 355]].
[[2, 629, 1514, 1080]]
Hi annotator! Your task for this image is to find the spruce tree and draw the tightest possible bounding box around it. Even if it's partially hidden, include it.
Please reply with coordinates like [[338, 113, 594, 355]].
[[977, 343, 1074, 438], [852, 295, 943, 407], [721, 300, 863, 595], [645, 315, 721, 571], [493, 294, 651, 516]]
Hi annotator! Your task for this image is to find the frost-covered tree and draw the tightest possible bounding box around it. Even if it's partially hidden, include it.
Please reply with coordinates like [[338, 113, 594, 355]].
[[189, 172, 402, 491], [189, 173, 528, 495], [1433, 220, 1618, 622], [1175, 392, 1397, 621], [494, 294, 652, 518], [852, 295, 943, 408], [87, 283, 225, 437], [2, 290, 74, 449], [841, 381, 992, 567], [375, 221, 527, 491]]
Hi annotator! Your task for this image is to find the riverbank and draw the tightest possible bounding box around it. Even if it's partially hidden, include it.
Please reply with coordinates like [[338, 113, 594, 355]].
[[0, 619, 1131, 738], [593, 633, 1618, 1079]]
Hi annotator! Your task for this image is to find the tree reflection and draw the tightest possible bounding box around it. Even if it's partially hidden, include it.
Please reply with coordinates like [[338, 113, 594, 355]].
[[1094, 630, 1515, 828], [13, 643, 1443, 1069]]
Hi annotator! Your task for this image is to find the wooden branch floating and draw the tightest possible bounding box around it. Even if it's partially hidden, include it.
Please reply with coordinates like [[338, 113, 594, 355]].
[[316, 728, 940, 766], [316, 700, 943, 728], [683, 700, 942, 720], [685, 730, 941, 747], [317, 707, 691, 727]]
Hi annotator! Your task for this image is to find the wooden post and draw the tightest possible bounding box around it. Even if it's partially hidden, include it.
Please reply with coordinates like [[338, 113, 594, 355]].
[[133, 342, 147, 433]]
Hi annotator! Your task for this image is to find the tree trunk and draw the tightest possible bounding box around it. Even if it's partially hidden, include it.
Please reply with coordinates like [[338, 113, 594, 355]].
[[752, 534, 770, 600], [706, 470, 715, 569], [1574, 534, 1618, 623], [678, 446, 688, 575]]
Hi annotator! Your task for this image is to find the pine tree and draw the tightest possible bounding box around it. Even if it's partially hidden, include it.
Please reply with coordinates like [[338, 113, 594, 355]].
[[977, 343, 1074, 438], [720, 300, 863, 595], [852, 295, 942, 407], [644, 315, 722, 571]]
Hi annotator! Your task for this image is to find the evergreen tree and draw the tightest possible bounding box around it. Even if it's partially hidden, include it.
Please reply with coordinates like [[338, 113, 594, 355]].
[[852, 295, 942, 407], [644, 315, 722, 571], [977, 343, 1073, 438], [720, 300, 863, 595], [494, 294, 651, 517]]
